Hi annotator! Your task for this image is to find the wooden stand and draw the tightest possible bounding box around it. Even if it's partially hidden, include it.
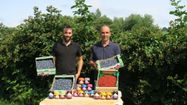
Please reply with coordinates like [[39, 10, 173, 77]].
[[40, 91, 123, 105]]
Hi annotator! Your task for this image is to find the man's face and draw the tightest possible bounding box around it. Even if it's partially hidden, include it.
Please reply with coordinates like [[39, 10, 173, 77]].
[[63, 28, 72, 42], [100, 26, 111, 42]]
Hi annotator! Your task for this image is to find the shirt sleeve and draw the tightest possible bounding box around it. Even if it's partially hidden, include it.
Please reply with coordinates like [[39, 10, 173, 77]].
[[89, 46, 96, 61], [52, 43, 56, 56], [76, 44, 82, 57], [115, 44, 121, 55]]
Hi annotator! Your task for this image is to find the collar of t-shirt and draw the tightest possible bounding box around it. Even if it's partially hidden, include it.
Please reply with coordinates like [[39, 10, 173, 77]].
[[62, 39, 72, 46], [100, 41, 111, 47]]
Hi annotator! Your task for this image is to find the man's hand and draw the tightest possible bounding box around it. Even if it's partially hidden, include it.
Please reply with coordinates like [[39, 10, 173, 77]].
[[38, 72, 49, 77], [89, 60, 97, 68], [76, 56, 83, 80], [75, 73, 80, 80], [114, 64, 121, 70]]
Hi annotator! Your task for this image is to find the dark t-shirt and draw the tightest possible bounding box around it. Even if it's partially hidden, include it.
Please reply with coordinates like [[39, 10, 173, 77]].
[[90, 41, 121, 61], [52, 40, 82, 75]]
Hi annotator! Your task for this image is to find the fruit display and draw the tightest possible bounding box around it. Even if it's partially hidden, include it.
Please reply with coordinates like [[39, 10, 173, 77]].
[[50, 75, 75, 91], [76, 77, 94, 97], [96, 70, 119, 88], [36, 60, 55, 69], [99, 58, 118, 68], [98, 75, 117, 87], [93, 91, 119, 100], [48, 90, 71, 99], [96, 54, 124, 71], [48, 77, 119, 100], [52, 78, 73, 90], [35, 56, 56, 75]]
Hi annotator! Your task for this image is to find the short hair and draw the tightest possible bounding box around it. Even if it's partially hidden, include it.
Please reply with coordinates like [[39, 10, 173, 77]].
[[63, 25, 72, 32], [100, 25, 110, 32], [64, 25, 72, 29], [101, 24, 110, 28]]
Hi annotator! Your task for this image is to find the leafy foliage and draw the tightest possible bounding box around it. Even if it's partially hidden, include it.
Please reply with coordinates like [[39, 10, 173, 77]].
[[0, 0, 186, 105]]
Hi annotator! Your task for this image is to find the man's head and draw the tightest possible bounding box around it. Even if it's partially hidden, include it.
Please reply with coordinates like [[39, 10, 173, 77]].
[[100, 25, 111, 43], [63, 25, 73, 42]]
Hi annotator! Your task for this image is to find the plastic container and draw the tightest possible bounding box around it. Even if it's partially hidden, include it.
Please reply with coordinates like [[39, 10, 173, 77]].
[[95, 54, 124, 92], [50, 75, 76, 92], [35, 56, 56, 75], [96, 54, 124, 71]]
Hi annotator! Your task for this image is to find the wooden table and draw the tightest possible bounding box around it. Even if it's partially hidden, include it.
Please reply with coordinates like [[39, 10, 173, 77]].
[[40, 91, 123, 105]]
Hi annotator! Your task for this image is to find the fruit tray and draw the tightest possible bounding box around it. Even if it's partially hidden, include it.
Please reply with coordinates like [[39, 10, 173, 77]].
[[35, 56, 56, 76], [95, 70, 119, 92], [96, 54, 124, 71], [50, 75, 76, 92]]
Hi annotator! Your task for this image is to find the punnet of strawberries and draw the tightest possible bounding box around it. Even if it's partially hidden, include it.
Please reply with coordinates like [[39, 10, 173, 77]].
[[98, 75, 117, 87]]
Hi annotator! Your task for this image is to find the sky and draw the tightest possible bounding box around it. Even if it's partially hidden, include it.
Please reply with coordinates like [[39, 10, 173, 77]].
[[0, 0, 187, 28]]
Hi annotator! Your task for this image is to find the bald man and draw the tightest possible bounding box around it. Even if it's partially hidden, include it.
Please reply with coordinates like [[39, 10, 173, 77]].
[[89, 25, 121, 90], [89, 25, 121, 67]]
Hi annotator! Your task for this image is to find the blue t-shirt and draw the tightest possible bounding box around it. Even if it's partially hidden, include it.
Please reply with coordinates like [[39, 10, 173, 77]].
[[90, 41, 121, 61]]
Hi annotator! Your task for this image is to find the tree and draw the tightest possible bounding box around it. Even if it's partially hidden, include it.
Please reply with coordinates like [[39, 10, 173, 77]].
[[71, 0, 99, 73], [0, 6, 64, 104], [169, 0, 187, 29], [123, 14, 154, 31]]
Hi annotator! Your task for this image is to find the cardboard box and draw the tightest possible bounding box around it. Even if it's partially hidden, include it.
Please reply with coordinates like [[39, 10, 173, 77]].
[[50, 75, 76, 92], [35, 56, 56, 76]]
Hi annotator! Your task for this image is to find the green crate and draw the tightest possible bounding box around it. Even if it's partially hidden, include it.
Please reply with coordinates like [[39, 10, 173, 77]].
[[95, 70, 119, 92], [95, 54, 123, 92], [96, 54, 124, 71], [50, 75, 76, 92], [35, 56, 56, 76]]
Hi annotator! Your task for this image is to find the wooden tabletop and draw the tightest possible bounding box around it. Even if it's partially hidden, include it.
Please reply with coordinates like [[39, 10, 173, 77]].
[[40, 97, 123, 105], [40, 91, 123, 105]]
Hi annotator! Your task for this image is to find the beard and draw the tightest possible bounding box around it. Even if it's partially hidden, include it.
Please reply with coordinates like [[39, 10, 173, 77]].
[[63, 36, 72, 42]]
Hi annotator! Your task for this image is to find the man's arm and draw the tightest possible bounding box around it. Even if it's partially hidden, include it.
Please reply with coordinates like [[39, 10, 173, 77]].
[[89, 46, 97, 68], [76, 56, 83, 80], [89, 60, 97, 68]]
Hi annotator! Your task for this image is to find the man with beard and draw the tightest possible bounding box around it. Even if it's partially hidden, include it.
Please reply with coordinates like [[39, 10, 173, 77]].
[[52, 25, 83, 80]]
